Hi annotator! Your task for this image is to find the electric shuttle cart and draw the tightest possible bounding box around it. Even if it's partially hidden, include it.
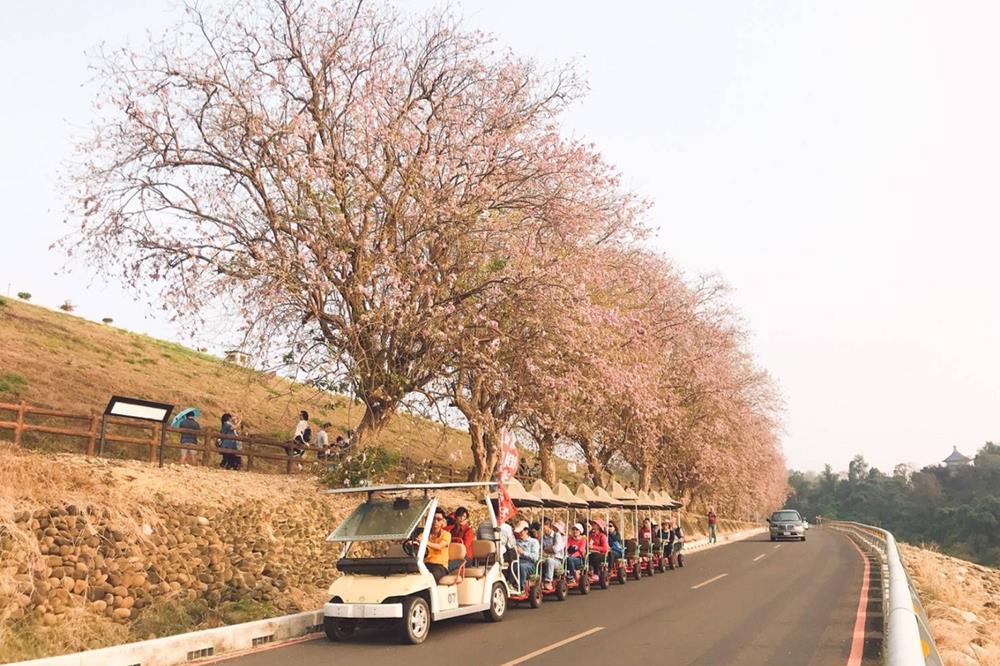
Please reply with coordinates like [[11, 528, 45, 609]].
[[323, 482, 510, 644]]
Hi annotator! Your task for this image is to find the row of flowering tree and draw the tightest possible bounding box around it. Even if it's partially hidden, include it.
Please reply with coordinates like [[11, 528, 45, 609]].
[[69, 0, 787, 516]]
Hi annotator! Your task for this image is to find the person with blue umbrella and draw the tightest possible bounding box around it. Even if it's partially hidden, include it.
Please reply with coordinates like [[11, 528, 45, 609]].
[[172, 408, 201, 465]]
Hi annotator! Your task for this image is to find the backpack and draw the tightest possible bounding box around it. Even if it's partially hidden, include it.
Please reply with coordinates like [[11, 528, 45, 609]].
[[302, 426, 311, 444]]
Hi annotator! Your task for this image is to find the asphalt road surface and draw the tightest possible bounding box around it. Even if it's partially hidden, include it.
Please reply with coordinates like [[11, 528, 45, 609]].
[[222, 527, 876, 666]]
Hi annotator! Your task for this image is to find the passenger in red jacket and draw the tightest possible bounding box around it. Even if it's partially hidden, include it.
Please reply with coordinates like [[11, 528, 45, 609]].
[[587, 519, 617, 572], [448, 506, 475, 568]]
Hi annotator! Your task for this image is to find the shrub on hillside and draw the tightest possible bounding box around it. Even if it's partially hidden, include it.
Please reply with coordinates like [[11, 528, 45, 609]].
[[16, 292, 30, 301], [101, 317, 113, 324], [0, 297, 5, 309], [59, 301, 75, 312], [321, 446, 401, 488], [0, 372, 28, 396]]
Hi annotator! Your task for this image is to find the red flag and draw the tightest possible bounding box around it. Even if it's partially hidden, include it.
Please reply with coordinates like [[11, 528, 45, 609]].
[[495, 428, 520, 523], [496, 428, 519, 483], [497, 484, 517, 524]]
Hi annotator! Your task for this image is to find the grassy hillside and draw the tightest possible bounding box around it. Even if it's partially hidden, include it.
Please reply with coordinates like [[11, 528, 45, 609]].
[[0, 297, 469, 466], [900, 543, 1000, 665]]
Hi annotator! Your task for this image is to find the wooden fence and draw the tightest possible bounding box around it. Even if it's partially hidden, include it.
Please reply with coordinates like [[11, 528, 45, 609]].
[[0, 400, 468, 480]]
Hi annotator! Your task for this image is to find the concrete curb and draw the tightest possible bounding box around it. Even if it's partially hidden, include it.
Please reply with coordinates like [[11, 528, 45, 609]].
[[13, 527, 765, 666], [12, 610, 323, 666]]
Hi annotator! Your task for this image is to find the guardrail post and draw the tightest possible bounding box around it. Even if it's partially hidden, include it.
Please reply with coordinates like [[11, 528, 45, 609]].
[[13, 400, 26, 447]]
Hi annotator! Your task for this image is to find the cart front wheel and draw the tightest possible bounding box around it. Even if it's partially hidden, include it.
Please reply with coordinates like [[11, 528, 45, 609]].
[[324, 617, 358, 642], [399, 596, 430, 644]]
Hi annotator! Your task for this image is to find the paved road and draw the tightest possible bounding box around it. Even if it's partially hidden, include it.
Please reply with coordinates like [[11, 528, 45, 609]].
[[222, 528, 875, 666]]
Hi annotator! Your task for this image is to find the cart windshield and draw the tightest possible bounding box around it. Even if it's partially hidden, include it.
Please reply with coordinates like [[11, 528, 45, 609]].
[[327, 498, 431, 542]]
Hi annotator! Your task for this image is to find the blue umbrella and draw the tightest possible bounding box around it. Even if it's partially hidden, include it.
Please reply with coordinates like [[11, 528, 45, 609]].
[[170, 407, 202, 428]]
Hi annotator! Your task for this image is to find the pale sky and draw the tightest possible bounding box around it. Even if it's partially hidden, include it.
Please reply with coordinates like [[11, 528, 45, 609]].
[[1, 1, 998, 473]]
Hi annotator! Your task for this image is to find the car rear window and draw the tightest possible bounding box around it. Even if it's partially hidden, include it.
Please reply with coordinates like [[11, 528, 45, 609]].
[[771, 510, 801, 522]]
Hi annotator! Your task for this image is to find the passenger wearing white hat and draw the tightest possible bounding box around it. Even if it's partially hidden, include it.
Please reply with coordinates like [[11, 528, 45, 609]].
[[513, 520, 539, 591], [565, 523, 587, 577], [540, 517, 566, 590]]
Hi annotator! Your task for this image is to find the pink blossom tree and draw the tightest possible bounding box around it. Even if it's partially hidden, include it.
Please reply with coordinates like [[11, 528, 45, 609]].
[[69, 0, 625, 447]]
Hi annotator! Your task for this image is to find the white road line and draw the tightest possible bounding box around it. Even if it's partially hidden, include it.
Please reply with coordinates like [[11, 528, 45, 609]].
[[691, 573, 728, 589], [773, 544, 782, 549], [499, 626, 605, 665], [753, 553, 766, 562]]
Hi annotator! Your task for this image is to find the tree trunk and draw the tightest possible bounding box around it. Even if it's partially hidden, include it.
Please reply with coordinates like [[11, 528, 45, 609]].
[[538, 430, 557, 485], [468, 420, 489, 481], [639, 463, 654, 493], [352, 401, 394, 449], [578, 438, 604, 486]]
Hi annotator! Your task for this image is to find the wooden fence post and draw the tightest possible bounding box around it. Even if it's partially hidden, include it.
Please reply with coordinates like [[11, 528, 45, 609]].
[[286, 442, 293, 475], [202, 430, 211, 467], [149, 423, 159, 464], [245, 435, 253, 472], [86, 411, 98, 456], [13, 400, 26, 447]]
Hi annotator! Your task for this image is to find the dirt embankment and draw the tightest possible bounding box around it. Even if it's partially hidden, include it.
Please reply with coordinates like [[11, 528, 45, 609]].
[[900, 543, 1000, 666], [0, 443, 364, 663]]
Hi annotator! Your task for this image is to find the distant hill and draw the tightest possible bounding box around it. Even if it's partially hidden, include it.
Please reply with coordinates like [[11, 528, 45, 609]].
[[0, 297, 469, 466]]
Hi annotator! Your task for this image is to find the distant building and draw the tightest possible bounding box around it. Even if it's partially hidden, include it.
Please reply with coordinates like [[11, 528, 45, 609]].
[[942, 445, 972, 470], [224, 350, 251, 367]]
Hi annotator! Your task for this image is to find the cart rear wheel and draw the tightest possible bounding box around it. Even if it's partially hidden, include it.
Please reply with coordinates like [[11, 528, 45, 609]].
[[632, 561, 642, 580], [556, 578, 568, 601], [599, 566, 610, 589], [580, 572, 591, 595], [482, 582, 507, 622], [529, 581, 543, 608], [617, 564, 627, 585]]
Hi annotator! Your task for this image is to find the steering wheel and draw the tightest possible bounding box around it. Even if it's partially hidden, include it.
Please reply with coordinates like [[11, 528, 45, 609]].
[[402, 539, 420, 558]]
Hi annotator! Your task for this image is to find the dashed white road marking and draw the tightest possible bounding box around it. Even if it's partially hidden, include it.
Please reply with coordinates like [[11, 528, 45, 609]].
[[500, 626, 605, 665], [691, 573, 728, 589], [753, 553, 766, 562]]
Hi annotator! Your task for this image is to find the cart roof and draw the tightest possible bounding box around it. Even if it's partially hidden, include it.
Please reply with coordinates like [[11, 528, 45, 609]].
[[610, 480, 638, 502], [636, 490, 657, 508], [326, 481, 496, 495], [574, 483, 609, 508], [529, 479, 567, 507], [554, 482, 589, 508], [654, 490, 683, 509], [593, 486, 624, 508], [493, 478, 543, 507]]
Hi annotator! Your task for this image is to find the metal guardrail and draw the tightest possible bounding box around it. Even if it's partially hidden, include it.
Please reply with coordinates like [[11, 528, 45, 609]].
[[828, 521, 943, 666]]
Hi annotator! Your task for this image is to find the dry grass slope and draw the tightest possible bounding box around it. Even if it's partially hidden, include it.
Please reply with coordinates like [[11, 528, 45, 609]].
[[0, 298, 469, 465], [900, 543, 1000, 666]]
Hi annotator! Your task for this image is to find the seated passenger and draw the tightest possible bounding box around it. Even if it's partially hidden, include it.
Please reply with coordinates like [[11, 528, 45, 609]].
[[448, 506, 475, 570], [607, 520, 625, 559], [540, 518, 566, 590], [424, 508, 452, 583], [639, 518, 654, 542], [565, 523, 587, 576], [587, 519, 612, 572], [478, 499, 517, 563], [658, 520, 675, 556], [512, 520, 539, 591]]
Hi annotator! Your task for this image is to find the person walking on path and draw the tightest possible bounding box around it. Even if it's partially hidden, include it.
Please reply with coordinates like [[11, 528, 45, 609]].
[[177, 410, 200, 465], [707, 509, 718, 543], [219, 413, 241, 470], [292, 410, 311, 457]]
